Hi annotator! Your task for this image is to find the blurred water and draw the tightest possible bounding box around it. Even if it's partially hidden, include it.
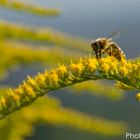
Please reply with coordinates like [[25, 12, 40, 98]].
[[0, 0, 140, 140]]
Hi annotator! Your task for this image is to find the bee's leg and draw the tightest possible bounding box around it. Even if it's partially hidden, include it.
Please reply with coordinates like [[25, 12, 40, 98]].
[[110, 46, 114, 56], [106, 47, 112, 56], [96, 53, 99, 58], [109, 46, 112, 56], [101, 49, 105, 57], [104, 47, 110, 56], [98, 50, 102, 58], [102, 50, 105, 54], [92, 49, 98, 58]]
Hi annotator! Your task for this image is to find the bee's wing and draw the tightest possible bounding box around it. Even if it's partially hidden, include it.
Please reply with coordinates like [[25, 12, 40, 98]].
[[110, 42, 126, 58], [107, 28, 126, 40]]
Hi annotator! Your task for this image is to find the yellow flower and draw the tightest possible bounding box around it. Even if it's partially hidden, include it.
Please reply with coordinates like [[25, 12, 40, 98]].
[[109, 61, 118, 71], [49, 72, 59, 87], [119, 66, 128, 77], [0, 97, 7, 109], [35, 72, 46, 87], [70, 62, 83, 76], [100, 63, 110, 73], [27, 76, 36, 87], [21, 82, 36, 98], [86, 58, 98, 72], [1, 55, 140, 120], [8, 89, 20, 101], [120, 58, 127, 65], [136, 93, 140, 101], [7, 89, 21, 107], [56, 64, 67, 76], [98, 57, 111, 72]]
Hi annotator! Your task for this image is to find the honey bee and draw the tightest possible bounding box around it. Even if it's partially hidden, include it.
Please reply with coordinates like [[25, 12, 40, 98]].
[[90, 30, 126, 60]]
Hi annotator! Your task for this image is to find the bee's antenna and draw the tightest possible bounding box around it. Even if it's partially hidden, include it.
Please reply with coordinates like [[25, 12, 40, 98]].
[[106, 28, 126, 40]]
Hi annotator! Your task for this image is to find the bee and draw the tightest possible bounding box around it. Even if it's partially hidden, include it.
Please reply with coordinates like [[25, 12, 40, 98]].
[[90, 30, 126, 60]]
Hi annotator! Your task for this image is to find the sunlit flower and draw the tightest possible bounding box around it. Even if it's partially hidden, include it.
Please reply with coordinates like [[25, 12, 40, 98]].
[[7, 89, 20, 103], [136, 93, 140, 101], [85, 58, 98, 72], [0, 97, 7, 109], [70, 62, 83, 76], [56, 64, 67, 76], [49, 72, 59, 87], [119, 66, 129, 77]]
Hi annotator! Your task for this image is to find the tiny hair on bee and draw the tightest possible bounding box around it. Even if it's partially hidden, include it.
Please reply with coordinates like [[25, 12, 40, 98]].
[[90, 29, 126, 61]]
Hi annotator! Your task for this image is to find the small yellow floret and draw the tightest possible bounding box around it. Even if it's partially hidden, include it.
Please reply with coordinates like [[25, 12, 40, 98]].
[[8, 89, 20, 101], [35, 73, 45, 86], [49, 72, 59, 86], [119, 67, 128, 77], [100, 63, 110, 73], [86, 59, 97, 72], [21, 82, 36, 98], [70, 63, 83, 75], [136, 93, 140, 101], [0, 97, 7, 108], [57, 64, 67, 76], [27, 76, 36, 86]]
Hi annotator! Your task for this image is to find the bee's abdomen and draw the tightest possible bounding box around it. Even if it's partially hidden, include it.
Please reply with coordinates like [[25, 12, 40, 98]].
[[113, 50, 125, 60], [110, 42, 126, 60]]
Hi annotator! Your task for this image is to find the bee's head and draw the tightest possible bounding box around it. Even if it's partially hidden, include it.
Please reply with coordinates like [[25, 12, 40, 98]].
[[90, 38, 110, 57], [90, 38, 108, 49]]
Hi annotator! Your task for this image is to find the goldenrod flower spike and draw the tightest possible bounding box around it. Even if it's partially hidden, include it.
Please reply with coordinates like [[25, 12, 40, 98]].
[[0, 56, 140, 119], [71, 81, 124, 101], [0, 41, 80, 78], [0, 97, 127, 139], [0, 22, 89, 53], [0, 0, 60, 16]]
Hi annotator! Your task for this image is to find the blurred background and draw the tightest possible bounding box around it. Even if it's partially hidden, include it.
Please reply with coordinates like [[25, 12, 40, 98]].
[[0, 0, 140, 140]]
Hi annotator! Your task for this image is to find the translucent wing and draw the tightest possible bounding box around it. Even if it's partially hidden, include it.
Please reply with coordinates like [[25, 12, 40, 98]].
[[107, 28, 126, 40]]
